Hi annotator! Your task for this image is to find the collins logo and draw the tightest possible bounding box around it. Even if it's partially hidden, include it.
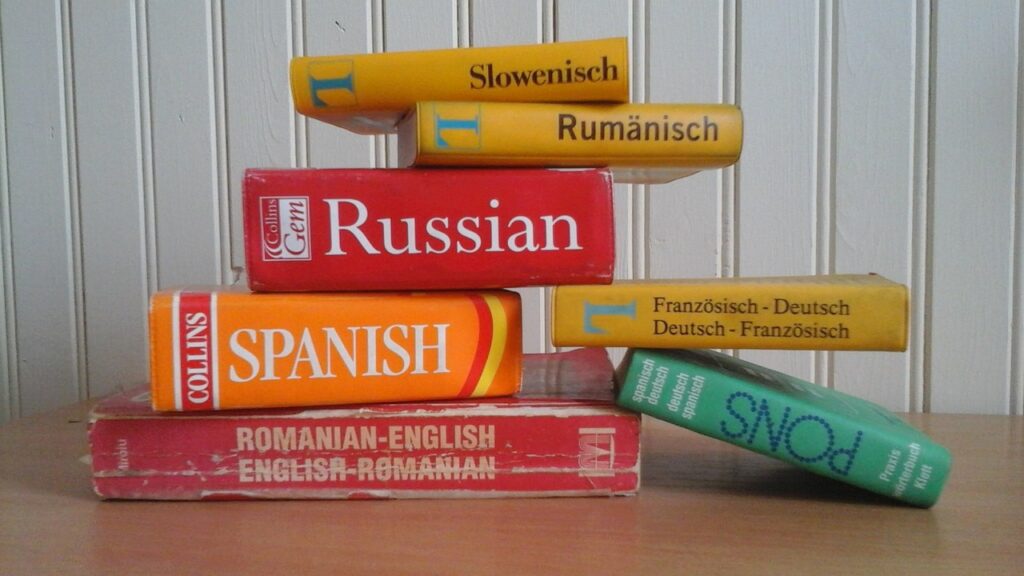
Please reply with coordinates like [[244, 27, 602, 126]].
[[432, 103, 482, 150], [578, 427, 616, 477], [261, 197, 311, 261], [307, 59, 356, 107], [173, 291, 217, 411]]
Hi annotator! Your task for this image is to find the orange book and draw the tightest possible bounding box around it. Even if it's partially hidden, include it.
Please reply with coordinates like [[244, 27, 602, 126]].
[[149, 289, 521, 411]]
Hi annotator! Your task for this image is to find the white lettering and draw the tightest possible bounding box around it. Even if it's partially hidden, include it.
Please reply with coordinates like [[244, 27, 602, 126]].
[[227, 324, 450, 381], [320, 198, 583, 256], [324, 198, 381, 256]]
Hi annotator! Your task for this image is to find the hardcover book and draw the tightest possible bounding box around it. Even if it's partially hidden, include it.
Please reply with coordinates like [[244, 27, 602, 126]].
[[149, 289, 521, 411], [243, 168, 615, 292], [91, 349, 640, 500], [617, 348, 951, 507], [552, 274, 907, 351], [396, 101, 743, 184], [290, 37, 628, 134]]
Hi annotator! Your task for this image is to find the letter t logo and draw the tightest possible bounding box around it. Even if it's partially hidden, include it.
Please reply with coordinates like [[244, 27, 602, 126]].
[[432, 104, 483, 150], [306, 60, 356, 107], [583, 300, 636, 334]]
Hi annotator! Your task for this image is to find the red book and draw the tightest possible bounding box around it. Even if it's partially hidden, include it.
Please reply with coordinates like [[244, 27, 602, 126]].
[[242, 168, 615, 291], [89, 349, 640, 500]]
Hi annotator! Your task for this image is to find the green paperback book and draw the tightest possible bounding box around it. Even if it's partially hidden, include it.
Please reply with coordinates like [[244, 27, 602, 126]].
[[617, 349, 951, 507]]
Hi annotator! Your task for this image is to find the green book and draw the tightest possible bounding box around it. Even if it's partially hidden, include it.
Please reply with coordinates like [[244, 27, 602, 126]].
[[617, 348, 951, 507]]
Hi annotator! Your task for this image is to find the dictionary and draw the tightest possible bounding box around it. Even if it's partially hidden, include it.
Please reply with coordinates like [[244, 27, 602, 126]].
[[243, 168, 615, 292], [552, 274, 907, 350], [290, 38, 628, 134], [149, 289, 521, 411], [91, 348, 640, 500], [617, 348, 951, 507], [397, 101, 743, 184]]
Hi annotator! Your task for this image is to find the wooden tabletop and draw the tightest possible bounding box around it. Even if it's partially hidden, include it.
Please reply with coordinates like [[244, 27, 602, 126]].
[[1, 401, 1021, 575]]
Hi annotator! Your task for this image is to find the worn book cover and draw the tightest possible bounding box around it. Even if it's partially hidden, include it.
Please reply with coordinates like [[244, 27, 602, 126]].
[[552, 274, 907, 351], [617, 348, 951, 507], [291, 37, 628, 134], [149, 289, 521, 411], [92, 349, 640, 500], [243, 168, 615, 292], [397, 101, 743, 184]]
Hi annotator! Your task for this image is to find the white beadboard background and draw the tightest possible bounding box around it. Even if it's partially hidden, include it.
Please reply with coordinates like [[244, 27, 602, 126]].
[[0, 0, 1021, 421]]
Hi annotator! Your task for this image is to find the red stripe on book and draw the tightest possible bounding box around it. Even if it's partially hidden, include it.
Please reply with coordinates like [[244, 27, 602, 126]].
[[459, 295, 493, 397], [176, 292, 215, 411]]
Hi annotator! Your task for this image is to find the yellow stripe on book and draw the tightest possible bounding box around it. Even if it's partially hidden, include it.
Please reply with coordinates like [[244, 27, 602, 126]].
[[471, 294, 508, 397]]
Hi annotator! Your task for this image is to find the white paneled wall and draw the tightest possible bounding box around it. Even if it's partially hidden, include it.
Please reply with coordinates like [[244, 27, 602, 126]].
[[0, 0, 1021, 421]]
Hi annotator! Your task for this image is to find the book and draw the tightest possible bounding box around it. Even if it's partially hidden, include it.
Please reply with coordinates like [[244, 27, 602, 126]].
[[290, 37, 628, 135], [552, 274, 907, 351], [243, 168, 615, 292], [396, 101, 743, 184], [91, 349, 640, 500], [149, 289, 521, 411], [616, 348, 951, 507]]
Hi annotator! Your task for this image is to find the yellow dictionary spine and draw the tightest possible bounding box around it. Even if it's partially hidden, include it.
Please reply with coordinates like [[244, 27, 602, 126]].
[[551, 275, 908, 351], [290, 37, 628, 134], [397, 101, 742, 184]]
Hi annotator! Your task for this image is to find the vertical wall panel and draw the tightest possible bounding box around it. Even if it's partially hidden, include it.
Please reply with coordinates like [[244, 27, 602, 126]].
[[71, 1, 149, 397], [647, 0, 729, 280], [908, 0, 932, 414], [0, 21, 13, 423], [471, 0, 540, 46], [382, 1, 456, 58], [212, 1, 231, 284], [147, 1, 223, 287], [471, 0, 549, 353], [1016, 0, 1024, 415], [831, 0, 916, 409], [0, 0, 80, 415], [736, 1, 819, 381], [135, 0, 157, 297], [224, 1, 294, 272], [304, 0, 376, 169], [930, 0, 1018, 413]]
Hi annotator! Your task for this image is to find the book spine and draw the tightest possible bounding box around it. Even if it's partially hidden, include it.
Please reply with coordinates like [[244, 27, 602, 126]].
[[243, 168, 615, 292], [149, 290, 521, 411], [552, 278, 907, 351], [290, 38, 629, 134], [397, 102, 742, 183], [90, 409, 640, 500], [617, 349, 950, 507]]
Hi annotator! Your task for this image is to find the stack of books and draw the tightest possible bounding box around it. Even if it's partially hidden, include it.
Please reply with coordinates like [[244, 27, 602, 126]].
[[89, 38, 950, 507], [557, 275, 950, 507]]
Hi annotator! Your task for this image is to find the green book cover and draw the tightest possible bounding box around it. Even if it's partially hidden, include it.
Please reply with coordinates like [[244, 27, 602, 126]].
[[617, 348, 951, 507]]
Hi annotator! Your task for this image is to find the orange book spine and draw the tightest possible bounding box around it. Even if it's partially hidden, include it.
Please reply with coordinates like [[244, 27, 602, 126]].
[[149, 290, 522, 411]]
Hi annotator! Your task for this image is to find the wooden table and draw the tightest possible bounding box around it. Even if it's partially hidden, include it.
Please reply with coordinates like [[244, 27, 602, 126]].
[[1, 402, 1021, 575]]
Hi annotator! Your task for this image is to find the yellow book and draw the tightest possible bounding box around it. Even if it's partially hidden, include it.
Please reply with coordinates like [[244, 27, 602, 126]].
[[551, 274, 907, 351], [397, 101, 742, 184], [290, 38, 628, 135]]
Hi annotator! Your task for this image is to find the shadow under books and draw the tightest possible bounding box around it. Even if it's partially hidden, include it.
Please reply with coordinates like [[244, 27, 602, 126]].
[[642, 444, 903, 507]]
